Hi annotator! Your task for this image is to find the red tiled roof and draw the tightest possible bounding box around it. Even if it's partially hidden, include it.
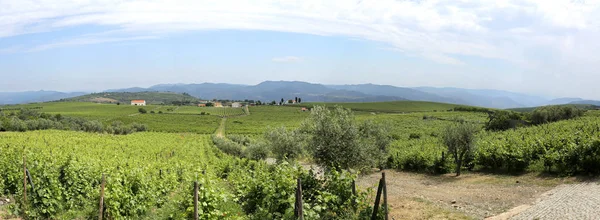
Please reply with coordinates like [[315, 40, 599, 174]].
[[131, 100, 145, 103]]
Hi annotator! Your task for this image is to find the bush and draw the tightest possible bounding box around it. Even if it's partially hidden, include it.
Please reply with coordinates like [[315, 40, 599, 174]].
[[158, 111, 163, 114], [245, 142, 270, 160], [212, 135, 244, 157], [150, 111, 155, 114], [130, 123, 147, 132], [300, 106, 390, 171], [409, 133, 421, 139], [530, 105, 584, 125], [485, 110, 524, 131], [82, 120, 104, 133], [228, 135, 251, 146], [138, 108, 147, 114], [265, 126, 304, 162]]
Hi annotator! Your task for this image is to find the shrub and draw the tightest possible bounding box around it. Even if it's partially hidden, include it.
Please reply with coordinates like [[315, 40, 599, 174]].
[[150, 111, 155, 114], [158, 111, 163, 114], [300, 106, 390, 171], [409, 133, 421, 139], [530, 105, 584, 125], [212, 135, 244, 157], [265, 126, 304, 162], [138, 108, 147, 114], [228, 135, 251, 146], [245, 142, 270, 160], [130, 123, 147, 132], [82, 120, 104, 133], [485, 110, 524, 131]]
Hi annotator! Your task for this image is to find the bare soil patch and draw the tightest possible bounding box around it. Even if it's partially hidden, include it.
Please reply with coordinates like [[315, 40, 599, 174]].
[[357, 171, 574, 219]]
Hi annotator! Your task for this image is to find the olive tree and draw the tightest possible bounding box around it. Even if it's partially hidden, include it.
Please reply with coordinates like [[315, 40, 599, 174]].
[[442, 122, 479, 176], [301, 106, 390, 172], [265, 126, 304, 161]]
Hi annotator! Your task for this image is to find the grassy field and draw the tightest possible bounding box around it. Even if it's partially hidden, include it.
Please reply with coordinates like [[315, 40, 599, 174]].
[[225, 105, 309, 134], [7, 102, 221, 133], [3, 101, 600, 219], [173, 106, 246, 117], [296, 101, 465, 113]]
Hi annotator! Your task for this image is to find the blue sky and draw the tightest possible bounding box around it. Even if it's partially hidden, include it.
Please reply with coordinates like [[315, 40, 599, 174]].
[[1, 0, 600, 99]]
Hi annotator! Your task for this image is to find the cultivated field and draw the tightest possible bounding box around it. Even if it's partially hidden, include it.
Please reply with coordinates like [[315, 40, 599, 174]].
[[2, 101, 600, 219]]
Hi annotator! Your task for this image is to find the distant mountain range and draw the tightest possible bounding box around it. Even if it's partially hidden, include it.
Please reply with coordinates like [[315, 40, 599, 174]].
[[0, 91, 86, 105], [1, 81, 599, 109]]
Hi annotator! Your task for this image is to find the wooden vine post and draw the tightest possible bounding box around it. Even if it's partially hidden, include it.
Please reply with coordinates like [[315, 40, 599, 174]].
[[98, 174, 106, 220], [371, 177, 383, 220], [23, 154, 27, 213], [382, 172, 389, 220], [351, 180, 357, 208], [294, 178, 304, 220], [194, 181, 199, 220]]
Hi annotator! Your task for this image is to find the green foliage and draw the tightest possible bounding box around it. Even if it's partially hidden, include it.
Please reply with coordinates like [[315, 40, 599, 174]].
[[530, 105, 584, 125], [301, 106, 390, 171], [212, 135, 245, 158], [442, 122, 479, 176], [138, 108, 147, 114], [476, 115, 600, 174], [453, 106, 491, 113], [409, 133, 421, 139], [297, 101, 464, 113], [265, 126, 304, 162], [485, 110, 525, 131], [245, 142, 270, 160], [0, 109, 146, 135], [0, 131, 374, 219]]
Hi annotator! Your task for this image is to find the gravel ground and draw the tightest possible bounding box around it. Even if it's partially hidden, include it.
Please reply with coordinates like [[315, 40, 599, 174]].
[[357, 171, 557, 219], [511, 181, 600, 220]]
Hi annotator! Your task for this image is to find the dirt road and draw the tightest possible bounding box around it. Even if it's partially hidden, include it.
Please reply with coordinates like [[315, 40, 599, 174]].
[[356, 171, 570, 219]]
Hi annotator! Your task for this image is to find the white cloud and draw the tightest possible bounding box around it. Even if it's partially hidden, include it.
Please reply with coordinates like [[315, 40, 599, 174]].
[[2, 0, 600, 80], [271, 56, 302, 63]]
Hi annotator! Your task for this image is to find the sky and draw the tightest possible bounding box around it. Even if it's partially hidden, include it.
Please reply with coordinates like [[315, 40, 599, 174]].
[[1, 0, 600, 99]]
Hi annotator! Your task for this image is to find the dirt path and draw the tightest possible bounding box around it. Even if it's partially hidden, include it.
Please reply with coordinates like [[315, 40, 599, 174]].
[[215, 117, 226, 137], [356, 171, 570, 220]]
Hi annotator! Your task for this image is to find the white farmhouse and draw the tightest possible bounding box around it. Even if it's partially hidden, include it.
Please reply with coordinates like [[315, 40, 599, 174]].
[[231, 102, 242, 108], [131, 100, 146, 106]]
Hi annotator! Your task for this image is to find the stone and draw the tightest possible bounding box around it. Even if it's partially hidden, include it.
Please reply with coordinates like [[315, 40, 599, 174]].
[[451, 200, 457, 204]]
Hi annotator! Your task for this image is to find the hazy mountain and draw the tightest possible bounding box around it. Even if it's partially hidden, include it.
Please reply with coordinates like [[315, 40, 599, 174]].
[[545, 98, 584, 105], [0, 91, 86, 105], [327, 84, 463, 104], [108, 81, 408, 103], [569, 100, 600, 106], [106, 81, 572, 108], [4, 81, 588, 108], [412, 87, 548, 109]]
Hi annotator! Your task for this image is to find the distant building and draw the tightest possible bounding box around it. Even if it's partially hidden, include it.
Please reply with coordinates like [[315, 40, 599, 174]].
[[214, 102, 223, 107], [231, 102, 242, 108], [198, 104, 206, 107], [131, 100, 146, 106]]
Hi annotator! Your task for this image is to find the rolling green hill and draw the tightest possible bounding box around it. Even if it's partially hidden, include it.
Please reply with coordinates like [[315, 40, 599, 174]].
[[295, 101, 467, 113], [59, 91, 200, 105]]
